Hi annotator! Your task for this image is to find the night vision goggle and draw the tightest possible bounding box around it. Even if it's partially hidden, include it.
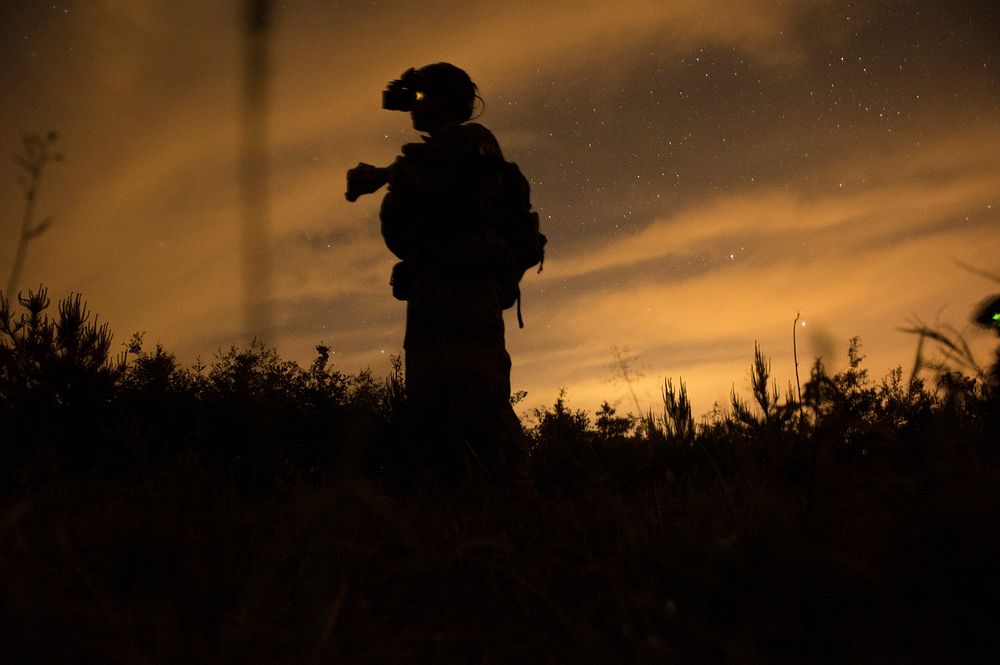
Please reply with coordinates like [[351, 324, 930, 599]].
[[382, 66, 475, 113], [382, 68, 425, 112]]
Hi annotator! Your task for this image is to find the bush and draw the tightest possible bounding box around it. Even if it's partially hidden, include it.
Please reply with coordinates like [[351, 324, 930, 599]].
[[0, 287, 123, 468], [2, 287, 999, 662]]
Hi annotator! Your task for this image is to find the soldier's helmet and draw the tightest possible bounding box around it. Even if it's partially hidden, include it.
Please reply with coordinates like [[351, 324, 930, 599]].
[[415, 63, 478, 122]]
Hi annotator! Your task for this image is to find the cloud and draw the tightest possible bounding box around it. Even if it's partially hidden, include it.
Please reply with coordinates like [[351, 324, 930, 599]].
[[552, 121, 1000, 281], [513, 219, 999, 416], [507, 120, 1000, 414]]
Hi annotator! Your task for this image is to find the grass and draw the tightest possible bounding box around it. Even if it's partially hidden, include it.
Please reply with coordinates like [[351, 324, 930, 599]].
[[1, 288, 999, 663]]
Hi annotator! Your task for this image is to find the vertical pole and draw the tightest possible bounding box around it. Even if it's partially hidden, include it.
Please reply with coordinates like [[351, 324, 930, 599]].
[[240, 0, 273, 342]]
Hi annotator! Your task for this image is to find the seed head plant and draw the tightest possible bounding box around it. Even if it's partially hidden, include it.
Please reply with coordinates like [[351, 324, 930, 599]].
[[7, 132, 62, 298]]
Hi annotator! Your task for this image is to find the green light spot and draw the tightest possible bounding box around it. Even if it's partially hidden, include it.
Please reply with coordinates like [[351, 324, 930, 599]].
[[993, 312, 1000, 323]]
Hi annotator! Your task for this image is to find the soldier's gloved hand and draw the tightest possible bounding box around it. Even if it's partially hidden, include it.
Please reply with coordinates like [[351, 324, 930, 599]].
[[345, 163, 389, 202]]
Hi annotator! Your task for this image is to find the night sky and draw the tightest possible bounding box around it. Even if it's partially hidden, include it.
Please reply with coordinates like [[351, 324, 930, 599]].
[[2, 0, 998, 418]]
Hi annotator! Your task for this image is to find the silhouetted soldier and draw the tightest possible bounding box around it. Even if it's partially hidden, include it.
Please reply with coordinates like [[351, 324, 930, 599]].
[[346, 63, 544, 479]]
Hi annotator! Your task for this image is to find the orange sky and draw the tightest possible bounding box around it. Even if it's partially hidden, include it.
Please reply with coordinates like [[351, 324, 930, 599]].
[[2, 0, 998, 419]]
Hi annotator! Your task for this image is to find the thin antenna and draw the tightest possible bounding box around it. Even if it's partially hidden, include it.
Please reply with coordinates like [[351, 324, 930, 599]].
[[793, 312, 803, 418]]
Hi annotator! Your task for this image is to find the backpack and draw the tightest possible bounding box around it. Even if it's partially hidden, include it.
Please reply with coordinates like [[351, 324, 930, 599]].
[[382, 131, 546, 326], [483, 159, 547, 327]]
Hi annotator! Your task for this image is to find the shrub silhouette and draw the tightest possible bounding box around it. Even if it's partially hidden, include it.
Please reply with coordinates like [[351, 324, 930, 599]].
[[729, 342, 797, 435], [0, 287, 123, 469], [2, 286, 999, 663], [0, 289, 409, 490], [594, 400, 636, 439], [4, 287, 995, 482]]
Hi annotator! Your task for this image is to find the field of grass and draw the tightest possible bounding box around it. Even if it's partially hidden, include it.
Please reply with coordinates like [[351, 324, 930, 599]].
[[2, 289, 998, 663]]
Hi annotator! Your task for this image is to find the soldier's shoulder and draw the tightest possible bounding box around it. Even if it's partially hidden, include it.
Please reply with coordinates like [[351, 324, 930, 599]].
[[447, 123, 503, 158]]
